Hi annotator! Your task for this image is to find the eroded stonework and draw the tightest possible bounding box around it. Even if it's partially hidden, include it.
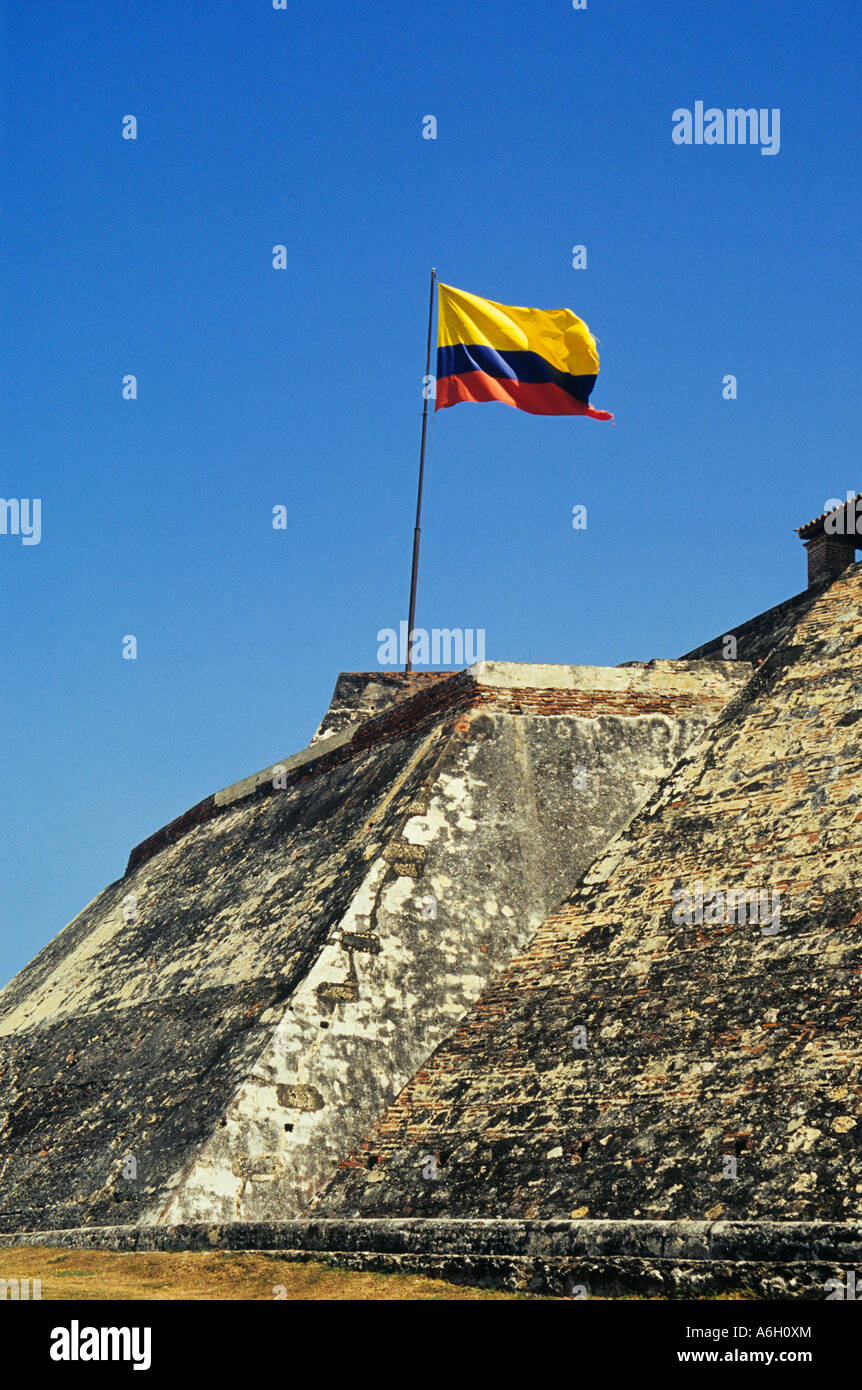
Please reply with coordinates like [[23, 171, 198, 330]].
[[316, 567, 862, 1226], [0, 660, 744, 1231]]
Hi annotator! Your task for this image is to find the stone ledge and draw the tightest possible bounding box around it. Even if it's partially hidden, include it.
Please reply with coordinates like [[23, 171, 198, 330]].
[[471, 660, 746, 695], [271, 1251, 850, 1299], [2, 1218, 860, 1264]]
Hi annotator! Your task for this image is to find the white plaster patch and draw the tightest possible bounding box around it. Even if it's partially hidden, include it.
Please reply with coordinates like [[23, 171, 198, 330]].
[[437, 772, 475, 813], [402, 816, 435, 846], [381, 876, 415, 914]]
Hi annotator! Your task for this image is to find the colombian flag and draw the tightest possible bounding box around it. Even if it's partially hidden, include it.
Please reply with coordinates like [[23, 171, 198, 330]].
[[435, 282, 613, 420]]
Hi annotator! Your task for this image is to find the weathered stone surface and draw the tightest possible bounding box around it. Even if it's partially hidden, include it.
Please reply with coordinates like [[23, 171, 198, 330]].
[[317, 564, 862, 1227], [0, 660, 738, 1231], [0, 719, 449, 1232], [4, 539, 861, 1294], [276, 1085, 324, 1112]]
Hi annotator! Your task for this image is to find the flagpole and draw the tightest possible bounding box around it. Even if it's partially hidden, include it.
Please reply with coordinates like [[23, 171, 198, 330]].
[[405, 266, 436, 673]]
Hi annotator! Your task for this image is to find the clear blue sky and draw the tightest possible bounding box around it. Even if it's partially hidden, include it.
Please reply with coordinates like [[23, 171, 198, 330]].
[[2, 0, 860, 986]]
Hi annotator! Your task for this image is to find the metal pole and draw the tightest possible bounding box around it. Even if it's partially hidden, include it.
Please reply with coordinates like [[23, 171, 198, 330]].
[[405, 267, 436, 672]]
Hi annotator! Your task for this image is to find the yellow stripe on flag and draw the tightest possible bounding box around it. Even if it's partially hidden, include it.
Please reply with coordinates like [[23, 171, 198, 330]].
[[437, 282, 600, 378]]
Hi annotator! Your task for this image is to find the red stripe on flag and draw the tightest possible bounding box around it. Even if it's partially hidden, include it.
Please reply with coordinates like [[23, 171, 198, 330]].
[[436, 370, 613, 420]]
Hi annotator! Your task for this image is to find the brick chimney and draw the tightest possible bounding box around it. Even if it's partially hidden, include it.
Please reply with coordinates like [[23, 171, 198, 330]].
[[796, 496, 861, 588]]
